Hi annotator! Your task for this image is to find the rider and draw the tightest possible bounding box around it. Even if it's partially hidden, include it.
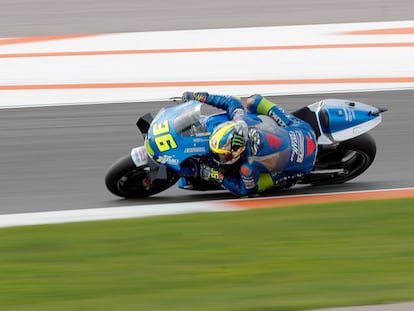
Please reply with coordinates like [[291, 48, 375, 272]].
[[182, 92, 318, 197]]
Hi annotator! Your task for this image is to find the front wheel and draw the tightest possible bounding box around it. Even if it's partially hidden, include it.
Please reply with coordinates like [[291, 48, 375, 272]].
[[309, 133, 377, 185], [105, 154, 178, 198]]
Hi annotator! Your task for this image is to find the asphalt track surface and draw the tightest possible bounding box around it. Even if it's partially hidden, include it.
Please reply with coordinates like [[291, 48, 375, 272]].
[[0, 90, 413, 215]]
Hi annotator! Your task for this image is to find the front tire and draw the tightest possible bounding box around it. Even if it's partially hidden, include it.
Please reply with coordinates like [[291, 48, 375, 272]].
[[105, 154, 178, 198]]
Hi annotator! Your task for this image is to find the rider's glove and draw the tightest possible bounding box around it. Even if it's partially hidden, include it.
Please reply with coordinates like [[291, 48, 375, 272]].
[[194, 92, 209, 103], [181, 92, 209, 103], [199, 163, 224, 182]]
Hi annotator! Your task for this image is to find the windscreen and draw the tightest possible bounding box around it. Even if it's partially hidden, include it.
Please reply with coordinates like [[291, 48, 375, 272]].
[[173, 104, 207, 136]]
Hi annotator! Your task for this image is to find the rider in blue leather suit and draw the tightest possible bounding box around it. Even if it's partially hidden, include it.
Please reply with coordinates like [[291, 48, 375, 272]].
[[182, 92, 317, 197]]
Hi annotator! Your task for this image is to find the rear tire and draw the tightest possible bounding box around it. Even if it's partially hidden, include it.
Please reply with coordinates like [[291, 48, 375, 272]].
[[105, 154, 178, 198], [310, 133, 376, 185]]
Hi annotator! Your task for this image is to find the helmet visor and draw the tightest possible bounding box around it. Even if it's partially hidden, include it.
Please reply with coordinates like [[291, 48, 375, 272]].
[[212, 151, 234, 165]]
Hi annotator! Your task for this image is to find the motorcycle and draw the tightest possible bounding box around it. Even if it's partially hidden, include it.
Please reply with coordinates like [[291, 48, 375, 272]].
[[105, 97, 386, 198]]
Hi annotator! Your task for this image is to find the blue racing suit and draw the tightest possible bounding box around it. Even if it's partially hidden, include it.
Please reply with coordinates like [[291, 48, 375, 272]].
[[204, 94, 317, 196]]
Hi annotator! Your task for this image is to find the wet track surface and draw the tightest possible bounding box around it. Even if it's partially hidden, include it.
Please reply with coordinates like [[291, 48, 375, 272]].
[[0, 90, 413, 214]]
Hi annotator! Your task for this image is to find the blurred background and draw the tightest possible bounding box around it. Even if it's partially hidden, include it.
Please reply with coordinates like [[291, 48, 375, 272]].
[[1, 0, 413, 37]]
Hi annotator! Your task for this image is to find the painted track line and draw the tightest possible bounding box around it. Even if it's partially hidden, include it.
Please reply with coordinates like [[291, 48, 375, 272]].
[[1, 77, 414, 91], [0, 34, 98, 45], [1, 188, 413, 229], [1, 42, 414, 59], [0, 202, 241, 229], [1, 21, 413, 107], [224, 187, 414, 209]]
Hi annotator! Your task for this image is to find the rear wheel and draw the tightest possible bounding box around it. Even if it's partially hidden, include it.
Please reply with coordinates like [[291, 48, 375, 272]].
[[309, 133, 376, 185], [105, 154, 178, 198]]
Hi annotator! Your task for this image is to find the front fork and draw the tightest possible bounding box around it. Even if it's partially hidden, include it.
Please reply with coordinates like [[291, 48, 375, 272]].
[[130, 146, 169, 188]]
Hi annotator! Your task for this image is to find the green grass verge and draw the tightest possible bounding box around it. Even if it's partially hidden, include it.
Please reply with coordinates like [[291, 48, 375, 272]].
[[1, 198, 414, 311]]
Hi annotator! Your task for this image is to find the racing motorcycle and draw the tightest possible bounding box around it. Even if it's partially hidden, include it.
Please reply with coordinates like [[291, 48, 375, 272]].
[[105, 97, 386, 198]]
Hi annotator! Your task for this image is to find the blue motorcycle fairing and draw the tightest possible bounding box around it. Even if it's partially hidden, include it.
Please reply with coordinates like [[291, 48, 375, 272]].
[[321, 106, 378, 133], [146, 100, 264, 171], [308, 99, 383, 143], [146, 101, 208, 171]]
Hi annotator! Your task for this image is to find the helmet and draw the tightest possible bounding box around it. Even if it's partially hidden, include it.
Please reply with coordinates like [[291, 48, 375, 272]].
[[209, 121, 248, 165]]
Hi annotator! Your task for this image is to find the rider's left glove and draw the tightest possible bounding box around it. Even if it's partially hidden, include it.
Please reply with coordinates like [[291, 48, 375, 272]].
[[181, 91, 209, 103]]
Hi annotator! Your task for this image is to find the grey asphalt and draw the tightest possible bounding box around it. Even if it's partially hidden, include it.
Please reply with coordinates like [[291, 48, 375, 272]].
[[0, 91, 413, 214]]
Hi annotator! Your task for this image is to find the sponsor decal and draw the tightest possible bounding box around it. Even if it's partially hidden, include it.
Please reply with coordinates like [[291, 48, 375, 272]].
[[209, 168, 223, 181], [156, 155, 179, 165], [132, 147, 148, 166], [344, 108, 355, 122], [242, 175, 256, 189], [133, 148, 147, 162], [241, 166, 251, 175], [268, 110, 288, 127], [184, 147, 206, 153], [306, 135, 316, 157], [266, 133, 282, 149], [289, 130, 305, 163], [139, 147, 147, 161], [249, 129, 261, 154], [193, 137, 209, 143], [232, 134, 245, 147], [240, 165, 255, 189]]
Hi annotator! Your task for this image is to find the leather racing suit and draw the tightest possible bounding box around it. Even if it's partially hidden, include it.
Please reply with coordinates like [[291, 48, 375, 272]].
[[202, 94, 317, 196]]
